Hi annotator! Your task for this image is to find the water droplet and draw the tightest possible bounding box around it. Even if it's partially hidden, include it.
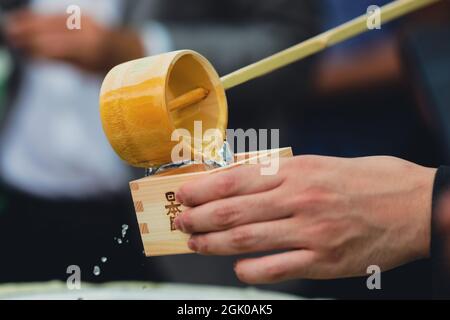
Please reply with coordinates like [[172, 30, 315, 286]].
[[101, 257, 107, 263], [93, 266, 101, 276], [121, 224, 129, 238], [117, 238, 122, 244]]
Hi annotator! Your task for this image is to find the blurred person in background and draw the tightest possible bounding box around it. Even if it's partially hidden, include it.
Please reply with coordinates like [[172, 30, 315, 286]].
[[0, 0, 157, 284], [315, 0, 401, 94], [0, 0, 320, 288]]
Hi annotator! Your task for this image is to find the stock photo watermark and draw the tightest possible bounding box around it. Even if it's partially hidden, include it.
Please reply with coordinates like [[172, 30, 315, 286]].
[[367, 5, 382, 30], [170, 121, 280, 175], [366, 265, 381, 290], [66, 265, 81, 290], [66, 4, 81, 30]]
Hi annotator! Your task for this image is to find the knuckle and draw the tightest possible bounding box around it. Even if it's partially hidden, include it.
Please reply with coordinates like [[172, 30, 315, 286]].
[[195, 236, 211, 255], [230, 227, 254, 250], [320, 245, 346, 265], [290, 194, 309, 210], [309, 222, 349, 264], [320, 218, 349, 242], [304, 188, 329, 204], [327, 247, 346, 264], [216, 174, 236, 196], [212, 204, 240, 229], [292, 187, 334, 211], [306, 221, 339, 248], [309, 220, 333, 236], [264, 264, 289, 283]]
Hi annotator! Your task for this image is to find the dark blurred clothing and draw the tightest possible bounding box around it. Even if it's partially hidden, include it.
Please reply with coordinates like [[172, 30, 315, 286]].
[[401, 23, 450, 160], [315, 0, 401, 95], [0, 184, 159, 283], [0, 0, 143, 283], [432, 166, 450, 299]]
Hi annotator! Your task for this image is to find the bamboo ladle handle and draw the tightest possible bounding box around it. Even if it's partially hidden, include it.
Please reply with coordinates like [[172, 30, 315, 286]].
[[168, 0, 439, 112], [168, 87, 210, 112]]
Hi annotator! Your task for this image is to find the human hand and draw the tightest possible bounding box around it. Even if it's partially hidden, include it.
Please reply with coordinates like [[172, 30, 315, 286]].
[[5, 10, 144, 73], [175, 156, 436, 284]]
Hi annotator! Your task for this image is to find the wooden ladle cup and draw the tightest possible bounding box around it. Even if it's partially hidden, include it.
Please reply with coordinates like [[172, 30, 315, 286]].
[[100, 50, 228, 168]]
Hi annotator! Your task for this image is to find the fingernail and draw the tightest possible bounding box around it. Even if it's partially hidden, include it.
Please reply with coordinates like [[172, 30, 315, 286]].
[[176, 192, 184, 204], [188, 238, 198, 252]]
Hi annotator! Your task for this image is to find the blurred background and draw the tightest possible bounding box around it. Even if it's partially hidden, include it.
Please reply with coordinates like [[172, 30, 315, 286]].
[[0, 0, 449, 299]]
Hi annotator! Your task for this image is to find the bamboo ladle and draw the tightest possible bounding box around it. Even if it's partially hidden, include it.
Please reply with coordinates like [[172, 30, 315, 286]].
[[100, 0, 439, 168]]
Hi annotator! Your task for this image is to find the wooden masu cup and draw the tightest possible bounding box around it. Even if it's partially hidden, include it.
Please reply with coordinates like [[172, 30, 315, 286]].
[[99, 50, 228, 168], [131, 147, 293, 256]]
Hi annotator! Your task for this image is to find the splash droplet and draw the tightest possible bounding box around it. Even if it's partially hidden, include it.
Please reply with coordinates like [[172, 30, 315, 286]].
[[117, 238, 122, 244], [101, 257, 107, 263], [93, 266, 101, 276], [121, 224, 129, 238]]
